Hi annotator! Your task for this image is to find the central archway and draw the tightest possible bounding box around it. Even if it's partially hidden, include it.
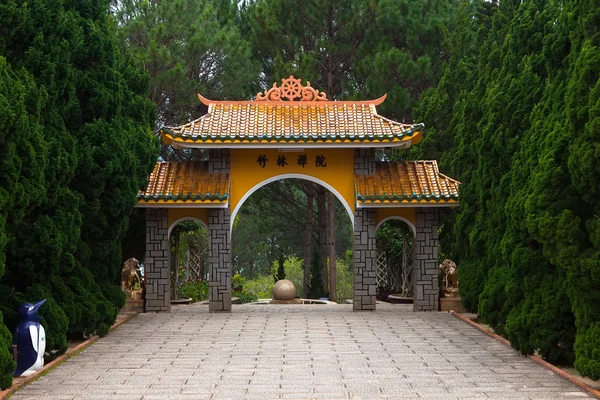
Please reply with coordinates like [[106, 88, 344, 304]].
[[230, 173, 354, 229]]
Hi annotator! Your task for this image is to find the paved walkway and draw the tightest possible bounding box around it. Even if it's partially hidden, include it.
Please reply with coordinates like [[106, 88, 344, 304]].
[[10, 303, 592, 399]]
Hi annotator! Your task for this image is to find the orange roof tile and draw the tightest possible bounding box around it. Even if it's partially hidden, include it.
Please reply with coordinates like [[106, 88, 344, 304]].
[[161, 76, 422, 148], [356, 161, 459, 204], [138, 162, 229, 203]]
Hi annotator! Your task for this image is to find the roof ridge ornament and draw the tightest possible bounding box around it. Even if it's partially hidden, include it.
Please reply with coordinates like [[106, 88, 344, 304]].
[[256, 75, 328, 102]]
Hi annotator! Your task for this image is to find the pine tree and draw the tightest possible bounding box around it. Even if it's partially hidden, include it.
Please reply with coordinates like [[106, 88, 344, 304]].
[[307, 249, 326, 299], [273, 255, 286, 283]]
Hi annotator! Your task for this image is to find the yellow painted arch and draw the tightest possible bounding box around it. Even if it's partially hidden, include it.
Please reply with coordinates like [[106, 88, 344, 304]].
[[229, 149, 355, 227]]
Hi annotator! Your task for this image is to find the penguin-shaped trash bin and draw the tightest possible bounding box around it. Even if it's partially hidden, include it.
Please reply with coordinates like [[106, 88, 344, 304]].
[[11, 299, 46, 377]]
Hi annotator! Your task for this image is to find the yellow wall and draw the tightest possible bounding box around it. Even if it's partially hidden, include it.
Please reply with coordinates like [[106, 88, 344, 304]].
[[230, 148, 355, 217], [375, 208, 416, 229], [168, 208, 209, 230]]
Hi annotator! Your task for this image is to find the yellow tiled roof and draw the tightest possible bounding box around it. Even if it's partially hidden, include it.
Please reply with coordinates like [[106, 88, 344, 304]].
[[163, 102, 422, 146], [356, 161, 460, 204], [138, 162, 229, 203]]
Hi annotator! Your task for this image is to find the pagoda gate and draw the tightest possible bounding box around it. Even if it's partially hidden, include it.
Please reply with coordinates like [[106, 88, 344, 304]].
[[137, 76, 459, 313]]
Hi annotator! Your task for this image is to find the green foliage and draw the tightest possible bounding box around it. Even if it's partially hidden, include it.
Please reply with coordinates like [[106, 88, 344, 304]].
[[0, 311, 14, 390], [575, 322, 600, 380], [232, 274, 246, 292], [232, 179, 353, 280], [0, 0, 157, 381], [114, 0, 259, 149], [273, 255, 286, 283], [308, 249, 326, 299], [335, 258, 354, 303], [280, 257, 304, 294], [232, 289, 258, 304], [417, 0, 600, 374], [179, 280, 209, 303], [244, 274, 275, 299]]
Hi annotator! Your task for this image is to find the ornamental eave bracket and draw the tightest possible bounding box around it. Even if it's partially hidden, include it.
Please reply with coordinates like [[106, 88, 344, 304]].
[[256, 75, 328, 102]]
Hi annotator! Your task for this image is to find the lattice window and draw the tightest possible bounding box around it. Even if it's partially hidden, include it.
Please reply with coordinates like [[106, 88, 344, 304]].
[[376, 251, 389, 289]]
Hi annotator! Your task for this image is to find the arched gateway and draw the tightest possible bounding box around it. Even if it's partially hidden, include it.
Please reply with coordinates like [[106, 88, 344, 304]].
[[137, 76, 459, 313]]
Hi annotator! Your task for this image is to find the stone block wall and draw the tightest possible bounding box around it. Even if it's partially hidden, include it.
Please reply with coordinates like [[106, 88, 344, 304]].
[[145, 208, 171, 312], [208, 149, 231, 172], [354, 148, 376, 175], [208, 208, 232, 312], [353, 208, 377, 310], [412, 207, 439, 311]]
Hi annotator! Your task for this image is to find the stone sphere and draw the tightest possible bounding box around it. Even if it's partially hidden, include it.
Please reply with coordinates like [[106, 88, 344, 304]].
[[273, 279, 297, 300]]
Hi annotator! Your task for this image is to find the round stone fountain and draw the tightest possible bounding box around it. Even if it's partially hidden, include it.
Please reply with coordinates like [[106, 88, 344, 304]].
[[270, 280, 302, 304]]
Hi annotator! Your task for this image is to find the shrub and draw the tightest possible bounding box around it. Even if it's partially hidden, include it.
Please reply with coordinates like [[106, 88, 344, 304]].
[[0, 311, 15, 390], [244, 274, 275, 299], [233, 290, 258, 304], [179, 280, 209, 302], [575, 322, 600, 380]]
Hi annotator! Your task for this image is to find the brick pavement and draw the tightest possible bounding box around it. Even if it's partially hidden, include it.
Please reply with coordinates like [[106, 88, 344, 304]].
[[9, 303, 593, 399]]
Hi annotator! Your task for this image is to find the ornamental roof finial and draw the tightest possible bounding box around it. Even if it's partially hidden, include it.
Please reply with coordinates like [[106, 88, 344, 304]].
[[256, 75, 328, 102]]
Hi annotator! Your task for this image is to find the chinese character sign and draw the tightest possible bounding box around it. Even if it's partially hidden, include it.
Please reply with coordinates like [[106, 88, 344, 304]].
[[257, 153, 327, 168]]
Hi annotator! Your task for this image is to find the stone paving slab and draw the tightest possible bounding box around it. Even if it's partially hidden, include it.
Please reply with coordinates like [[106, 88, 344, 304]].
[[9, 303, 593, 399]]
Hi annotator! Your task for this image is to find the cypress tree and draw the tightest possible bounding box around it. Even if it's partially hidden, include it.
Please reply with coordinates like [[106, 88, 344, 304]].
[[0, 0, 157, 375], [273, 255, 286, 283], [0, 54, 45, 388], [417, 0, 600, 374], [307, 249, 326, 299]]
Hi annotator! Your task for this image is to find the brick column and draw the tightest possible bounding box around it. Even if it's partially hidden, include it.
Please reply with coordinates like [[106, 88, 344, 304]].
[[208, 208, 232, 312], [353, 208, 377, 311], [354, 148, 376, 175], [207, 149, 231, 172], [412, 208, 439, 311], [145, 208, 171, 312]]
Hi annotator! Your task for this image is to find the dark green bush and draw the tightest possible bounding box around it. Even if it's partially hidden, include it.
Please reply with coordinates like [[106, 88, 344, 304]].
[[179, 280, 209, 302], [307, 249, 326, 299], [96, 323, 110, 337], [0, 0, 156, 383], [0, 311, 15, 390], [575, 322, 600, 380], [233, 289, 258, 304]]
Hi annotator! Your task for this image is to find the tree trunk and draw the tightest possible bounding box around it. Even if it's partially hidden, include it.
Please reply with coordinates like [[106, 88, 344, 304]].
[[303, 182, 314, 297], [328, 191, 336, 302], [317, 186, 328, 293]]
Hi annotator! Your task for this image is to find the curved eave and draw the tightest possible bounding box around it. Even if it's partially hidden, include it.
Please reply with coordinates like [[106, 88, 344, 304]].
[[136, 198, 229, 208], [161, 128, 422, 149], [356, 198, 459, 208], [197, 93, 388, 107]]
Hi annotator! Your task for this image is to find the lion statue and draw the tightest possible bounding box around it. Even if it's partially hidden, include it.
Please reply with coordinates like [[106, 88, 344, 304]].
[[121, 258, 142, 299], [439, 259, 458, 293]]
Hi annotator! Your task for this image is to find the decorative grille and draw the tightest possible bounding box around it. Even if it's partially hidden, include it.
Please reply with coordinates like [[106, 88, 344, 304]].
[[376, 251, 389, 289]]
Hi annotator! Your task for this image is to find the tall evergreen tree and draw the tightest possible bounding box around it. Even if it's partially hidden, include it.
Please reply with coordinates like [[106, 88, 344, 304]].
[[114, 0, 259, 130], [0, 0, 157, 380], [417, 0, 600, 375], [0, 56, 44, 389]]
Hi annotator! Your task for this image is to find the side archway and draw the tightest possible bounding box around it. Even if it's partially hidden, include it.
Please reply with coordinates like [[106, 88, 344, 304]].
[[168, 217, 208, 237], [230, 173, 355, 229], [375, 216, 416, 237]]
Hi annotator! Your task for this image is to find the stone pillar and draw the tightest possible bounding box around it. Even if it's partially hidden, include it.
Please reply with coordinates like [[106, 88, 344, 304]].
[[353, 208, 377, 311], [145, 208, 171, 312], [354, 148, 376, 175], [208, 208, 232, 312], [412, 208, 439, 311], [207, 149, 231, 172]]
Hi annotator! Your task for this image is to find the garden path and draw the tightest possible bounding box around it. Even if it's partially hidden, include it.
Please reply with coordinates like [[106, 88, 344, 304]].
[[10, 302, 593, 399]]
